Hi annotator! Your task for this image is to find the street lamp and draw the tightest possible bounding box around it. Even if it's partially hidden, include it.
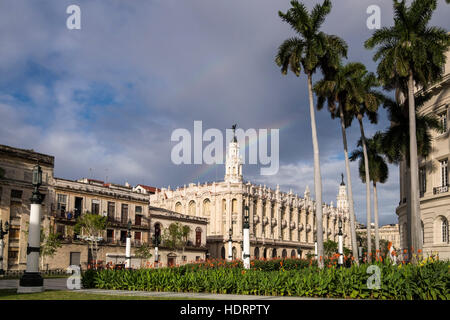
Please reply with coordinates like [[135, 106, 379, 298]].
[[243, 205, 250, 269], [153, 231, 160, 266], [0, 220, 10, 275], [227, 227, 233, 261], [18, 163, 45, 293], [125, 219, 132, 269], [338, 218, 344, 267], [314, 232, 318, 261]]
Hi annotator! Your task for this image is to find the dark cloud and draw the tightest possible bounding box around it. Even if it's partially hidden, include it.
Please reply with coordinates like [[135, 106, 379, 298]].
[[0, 0, 449, 226]]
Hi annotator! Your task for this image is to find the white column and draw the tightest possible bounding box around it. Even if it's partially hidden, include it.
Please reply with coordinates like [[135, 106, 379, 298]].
[[338, 234, 344, 265], [26, 203, 41, 273], [125, 235, 131, 269], [227, 238, 233, 261], [243, 227, 250, 269], [18, 202, 44, 293], [154, 246, 159, 266]]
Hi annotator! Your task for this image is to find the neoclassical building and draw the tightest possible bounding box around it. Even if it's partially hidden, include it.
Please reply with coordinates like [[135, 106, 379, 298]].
[[150, 132, 352, 260], [396, 49, 450, 259]]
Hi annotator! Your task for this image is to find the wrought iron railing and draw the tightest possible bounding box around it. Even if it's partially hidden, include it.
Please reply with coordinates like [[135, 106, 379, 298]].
[[433, 185, 449, 195]]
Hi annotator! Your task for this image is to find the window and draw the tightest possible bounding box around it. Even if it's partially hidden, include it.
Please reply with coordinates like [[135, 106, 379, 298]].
[[195, 227, 202, 247], [442, 218, 449, 243], [439, 109, 447, 133], [106, 229, 114, 242], [91, 200, 100, 215], [135, 215, 142, 226], [419, 167, 426, 196], [135, 232, 141, 241], [10, 189, 22, 199], [57, 194, 67, 216], [107, 202, 115, 219], [121, 204, 128, 223], [135, 206, 142, 214], [440, 159, 448, 187]]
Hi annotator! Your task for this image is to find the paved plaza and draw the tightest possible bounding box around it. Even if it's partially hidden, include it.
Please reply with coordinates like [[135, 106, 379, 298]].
[[0, 278, 328, 300]]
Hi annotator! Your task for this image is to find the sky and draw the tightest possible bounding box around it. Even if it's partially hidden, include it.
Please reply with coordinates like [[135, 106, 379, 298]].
[[0, 0, 449, 226]]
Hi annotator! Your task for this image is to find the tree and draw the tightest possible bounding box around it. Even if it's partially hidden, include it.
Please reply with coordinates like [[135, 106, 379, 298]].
[[350, 132, 389, 258], [314, 62, 367, 263], [162, 223, 190, 251], [365, 0, 450, 261], [345, 67, 385, 262], [323, 240, 338, 257], [134, 242, 153, 268], [275, 0, 347, 268], [40, 226, 63, 270], [74, 212, 108, 269], [382, 95, 443, 256]]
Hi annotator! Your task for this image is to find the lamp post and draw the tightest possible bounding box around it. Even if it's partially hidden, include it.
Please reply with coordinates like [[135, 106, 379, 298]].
[[18, 164, 44, 293], [338, 218, 344, 267], [243, 205, 250, 269], [314, 233, 318, 260], [153, 234, 160, 267], [125, 219, 132, 269], [0, 220, 10, 275], [227, 228, 233, 261]]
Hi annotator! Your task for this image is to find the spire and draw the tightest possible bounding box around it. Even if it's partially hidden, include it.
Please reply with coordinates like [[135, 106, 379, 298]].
[[340, 173, 345, 186], [224, 124, 242, 183]]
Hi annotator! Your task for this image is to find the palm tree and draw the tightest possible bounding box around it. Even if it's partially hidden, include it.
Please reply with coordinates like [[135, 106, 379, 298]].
[[313, 62, 366, 262], [364, 0, 450, 260], [345, 69, 385, 262], [350, 132, 389, 258], [382, 95, 443, 256], [275, 0, 347, 267]]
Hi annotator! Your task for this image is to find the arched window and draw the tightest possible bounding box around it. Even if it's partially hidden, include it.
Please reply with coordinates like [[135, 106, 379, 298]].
[[291, 250, 296, 258], [203, 199, 211, 216], [282, 249, 287, 258], [188, 200, 196, 216], [221, 247, 225, 259], [272, 248, 277, 258], [195, 227, 202, 247], [263, 248, 267, 259], [254, 247, 260, 259], [442, 217, 449, 243], [175, 202, 182, 214]]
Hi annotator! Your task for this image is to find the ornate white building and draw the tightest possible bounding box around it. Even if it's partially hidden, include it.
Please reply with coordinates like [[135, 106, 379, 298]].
[[150, 130, 351, 260]]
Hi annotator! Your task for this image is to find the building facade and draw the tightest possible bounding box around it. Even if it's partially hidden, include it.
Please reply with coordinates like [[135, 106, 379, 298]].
[[356, 223, 401, 251], [396, 49, 450, 259], [0, 144, 207, 271], [150, 133, 352, 260]]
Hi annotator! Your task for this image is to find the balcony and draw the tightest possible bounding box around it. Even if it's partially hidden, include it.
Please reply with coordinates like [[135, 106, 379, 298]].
[[433, 185, 449, 195]]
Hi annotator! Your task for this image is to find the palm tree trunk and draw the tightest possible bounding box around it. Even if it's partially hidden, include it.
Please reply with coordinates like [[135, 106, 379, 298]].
[[373, 181, 380, 258], [307, 72, 324, 268], [338, 103, 359, 263], [358, 115, 372, 262], [407, 70, 423, 262]]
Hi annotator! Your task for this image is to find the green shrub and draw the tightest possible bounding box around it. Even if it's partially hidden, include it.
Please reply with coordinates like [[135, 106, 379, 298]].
[[82, 260, 450, 299]]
